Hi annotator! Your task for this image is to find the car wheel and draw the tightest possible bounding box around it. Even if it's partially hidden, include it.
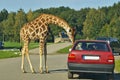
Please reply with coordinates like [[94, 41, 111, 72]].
[[68, 71, 73, 79], [107, 73, 114, 80]]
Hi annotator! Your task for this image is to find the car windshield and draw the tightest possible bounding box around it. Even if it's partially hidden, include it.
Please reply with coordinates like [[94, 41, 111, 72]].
[[74, 41, 109, 51]]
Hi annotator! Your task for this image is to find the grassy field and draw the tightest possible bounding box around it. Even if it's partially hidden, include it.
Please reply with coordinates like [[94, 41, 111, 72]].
[[57, 45, 72, 53], [0, 41, 39, 59], [4, 41, 53, 49], [0, 41, 53, 59], [0, 51, 20, 59], [4, 41, 39, 49]]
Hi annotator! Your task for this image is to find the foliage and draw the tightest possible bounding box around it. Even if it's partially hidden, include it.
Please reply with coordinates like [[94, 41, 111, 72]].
[[115, 59, 120, 72], [0, 2, 120, 42], [83, 9, 106, 39]]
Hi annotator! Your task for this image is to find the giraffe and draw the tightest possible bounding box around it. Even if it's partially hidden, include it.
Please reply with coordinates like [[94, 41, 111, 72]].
[[20, 13, 75, 73]]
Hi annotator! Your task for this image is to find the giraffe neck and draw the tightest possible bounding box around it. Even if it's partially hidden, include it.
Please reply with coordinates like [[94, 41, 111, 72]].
[[40, 14, 71, 31]]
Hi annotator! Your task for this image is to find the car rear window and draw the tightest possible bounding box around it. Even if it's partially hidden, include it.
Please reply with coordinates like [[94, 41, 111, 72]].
[[74, 41, 109, 51]]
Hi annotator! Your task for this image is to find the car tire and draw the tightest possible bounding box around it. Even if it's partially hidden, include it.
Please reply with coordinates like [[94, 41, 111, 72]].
[[68, 71, 73, 79]]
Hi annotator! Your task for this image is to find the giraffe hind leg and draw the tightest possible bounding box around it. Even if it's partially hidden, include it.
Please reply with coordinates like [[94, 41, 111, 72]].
[[21, 46, 26, 73], [26, 53, 35, 73]]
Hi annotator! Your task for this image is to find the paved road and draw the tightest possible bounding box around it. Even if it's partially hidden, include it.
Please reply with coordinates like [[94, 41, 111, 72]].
[[0, 42, 120, 80], [0, 55, 68, 80], [0, 54, 120, 80]]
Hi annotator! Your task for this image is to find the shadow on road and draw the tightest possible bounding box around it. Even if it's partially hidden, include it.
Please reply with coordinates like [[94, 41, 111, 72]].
[[49, 69, 68, 73], [31, 69, 68, 74], [69, 73, 120, 80], [114, 73, 120, 80], [78, 73, 107, 80]]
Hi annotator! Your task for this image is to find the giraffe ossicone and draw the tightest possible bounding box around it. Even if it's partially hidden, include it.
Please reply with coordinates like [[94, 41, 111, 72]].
[[20, 13, 75, 73]]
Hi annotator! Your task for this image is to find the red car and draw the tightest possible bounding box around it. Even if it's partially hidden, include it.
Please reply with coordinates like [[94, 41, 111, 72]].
[[67, 40, 114, 80]]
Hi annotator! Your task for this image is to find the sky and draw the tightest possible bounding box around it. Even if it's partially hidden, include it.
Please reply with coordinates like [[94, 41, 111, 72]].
[[0, 0, 120, 12]]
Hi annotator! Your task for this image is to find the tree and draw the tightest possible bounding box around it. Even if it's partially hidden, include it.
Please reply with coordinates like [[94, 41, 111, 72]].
[[75, 8, 90, 39], [14, 9, 27, 42], [99, 23, 111, 37], [26, 9, 34, 22], [109, 16, 120, 39], [82, 9, 106, 39], [2, 12, 15, 41], [0, 23, 4, 41], [0, 9, 8, 22]]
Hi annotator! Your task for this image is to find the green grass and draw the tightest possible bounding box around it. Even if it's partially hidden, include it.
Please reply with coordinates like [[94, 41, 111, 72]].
[[4, 41, 39, 49], [4, 42, 21, 49], [115, 59, 120, 72], [29, 42, 39, 49], [0, 51, 21, 59], [0, 41, 39, 59], [4, 41, 53, 49], [57, 45, 72, 54]]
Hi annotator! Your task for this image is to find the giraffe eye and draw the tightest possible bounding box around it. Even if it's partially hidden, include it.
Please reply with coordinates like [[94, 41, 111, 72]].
[[69, 29, 71, 32]]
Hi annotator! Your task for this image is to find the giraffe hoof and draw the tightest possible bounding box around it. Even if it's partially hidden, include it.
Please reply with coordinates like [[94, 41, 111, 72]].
[[32, 69, 35, 73], [21, 69, 26, 73], [45, 66, 49, 73], [45, 69, 49, 73], [39, 69, 43, 74], [39, 67, 43, 74], [22, 70, 27, 73], [46, 71, 49, 73]]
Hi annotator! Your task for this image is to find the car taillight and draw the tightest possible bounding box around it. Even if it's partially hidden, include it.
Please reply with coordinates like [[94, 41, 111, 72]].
[[68, 54, 76, 60], [107, 55, 114, 63]]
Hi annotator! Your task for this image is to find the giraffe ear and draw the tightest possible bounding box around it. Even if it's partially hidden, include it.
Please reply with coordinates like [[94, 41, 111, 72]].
[[72, 27, 76, 31]]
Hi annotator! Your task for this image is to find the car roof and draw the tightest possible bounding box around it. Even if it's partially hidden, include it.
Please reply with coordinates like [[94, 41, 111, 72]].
[[96, 37, 118, 42], [75, 40, 108, 43]]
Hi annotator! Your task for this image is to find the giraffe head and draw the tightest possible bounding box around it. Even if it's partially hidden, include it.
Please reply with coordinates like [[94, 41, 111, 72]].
[[66, 27, 75, 44]]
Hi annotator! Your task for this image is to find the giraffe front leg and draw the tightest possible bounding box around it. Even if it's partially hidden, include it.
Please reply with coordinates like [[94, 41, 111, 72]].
[[39, 42, 43, 73], [39, 53, 43, 73], [44, 42, 49, 73], [39, 52, 43, 73]]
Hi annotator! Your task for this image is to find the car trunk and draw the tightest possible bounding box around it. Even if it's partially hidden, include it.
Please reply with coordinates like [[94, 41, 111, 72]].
[[69, 50, 114, 64]]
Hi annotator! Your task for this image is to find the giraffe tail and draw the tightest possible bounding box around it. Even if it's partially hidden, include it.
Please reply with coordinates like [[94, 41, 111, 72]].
[[19, 34, 22, 52]]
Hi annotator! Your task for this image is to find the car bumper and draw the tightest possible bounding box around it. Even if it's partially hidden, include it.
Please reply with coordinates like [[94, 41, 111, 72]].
[[68, 63, 114, 74]]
